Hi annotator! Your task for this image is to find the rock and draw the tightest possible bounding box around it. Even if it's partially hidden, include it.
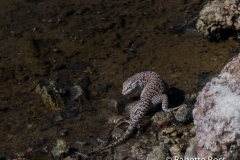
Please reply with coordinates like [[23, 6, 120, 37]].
[[151, 111, 173, 126], [57, 128, 72, 136], [35, 84, 62, 110], [111, 127, 124, 139], [169, 144, 184, 159], [197, 0, 240, 38], [131, 142, 148, 160], [146, 143, 169, 160], [185, 54, 240, 159], [51, 139, 69, 160], [70, 85, 83, 101], [63, 155, 79, 160], [107, 99, 124, 114], [54, 115, 64, 122], [107, 115, 125, 124], [174, 104, 193, 123], [66, 108, 79, 117]]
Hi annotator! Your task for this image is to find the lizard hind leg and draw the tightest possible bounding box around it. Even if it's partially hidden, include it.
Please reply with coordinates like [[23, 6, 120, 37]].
[[152, 94, 181, 112]]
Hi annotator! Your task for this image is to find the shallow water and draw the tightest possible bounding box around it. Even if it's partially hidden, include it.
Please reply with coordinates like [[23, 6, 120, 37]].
[[0, 0, 239, 159]]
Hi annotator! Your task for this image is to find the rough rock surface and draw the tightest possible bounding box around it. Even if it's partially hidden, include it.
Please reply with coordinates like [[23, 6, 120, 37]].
[[185, 54, 240, 159], [197, 0, 240, 37]]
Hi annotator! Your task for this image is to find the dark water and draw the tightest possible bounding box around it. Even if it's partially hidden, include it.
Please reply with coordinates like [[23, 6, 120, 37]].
[[0, 0, 239, 159]]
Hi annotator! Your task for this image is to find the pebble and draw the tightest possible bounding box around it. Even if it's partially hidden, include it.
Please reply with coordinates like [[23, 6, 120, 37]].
[[54, 115, 64, 122], [108, 115, 124, 124], [111, 127, 124, 139], [151, 111, 173, 126], [107, 99, 121, 113], [131, 143, 148, 160], [146, 143, 169, 160], [66, 108, 79, 117], [174, 104, 193, 123], [57, 128, 72, 136], [51, 139, 69, 160], [70, 85, 83, 101], [169, 144, 184, 158]]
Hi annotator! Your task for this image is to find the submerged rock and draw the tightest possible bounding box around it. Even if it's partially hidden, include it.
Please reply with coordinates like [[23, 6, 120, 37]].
[[174, 104, 193, 123], [51, 139, 69, 159], [35, 82, 63, 110], [197, 0, 240, 37], [185, 54, 240, 159], [146, 143, 169, 160]]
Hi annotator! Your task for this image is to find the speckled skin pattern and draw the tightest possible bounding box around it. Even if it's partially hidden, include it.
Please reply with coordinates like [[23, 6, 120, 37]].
[[88, 71, 180, 154]]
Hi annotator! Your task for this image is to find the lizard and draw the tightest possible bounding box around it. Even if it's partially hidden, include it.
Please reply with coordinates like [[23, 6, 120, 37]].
[[87, 71, 181, 155]]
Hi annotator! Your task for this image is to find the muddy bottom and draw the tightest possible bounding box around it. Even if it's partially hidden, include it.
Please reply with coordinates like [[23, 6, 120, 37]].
[[0, 0, 239, 159]]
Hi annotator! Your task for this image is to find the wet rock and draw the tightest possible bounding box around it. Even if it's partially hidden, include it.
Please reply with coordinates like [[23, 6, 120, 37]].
[[197, 0, 240, 38], [169, 144, 184, 159], [131, 142, 148, 160], [35, 84, 62, 110], [51, 139, 69, 160], [186, 54, 240, 159], [111, 127, 124, 139], [158, 135, 172, 144], [75, 140, 89, 146], [54, 115, 64, 122], [146, 143, 169, 160], [159, 127, 178, 137], [107, 99, 123, 114], [107, 115, 124, 124], [196, 72, 216, 87], [97, 83, 112, 94], [174, 104, 193, 123], [185, 93, 197, 104], [151, 111, 173, 126], [57, 128, 72, 136], [70, 85, 83, 101], [63, 155, 79, 160], [66, 108, 79, 117]]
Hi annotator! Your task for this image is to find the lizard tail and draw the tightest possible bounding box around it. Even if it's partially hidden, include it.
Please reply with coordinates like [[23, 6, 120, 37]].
[[87, 124, 136, 155]]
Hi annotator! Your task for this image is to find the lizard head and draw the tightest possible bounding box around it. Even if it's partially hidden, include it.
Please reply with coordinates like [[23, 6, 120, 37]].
[[122, 76, 138, 95]]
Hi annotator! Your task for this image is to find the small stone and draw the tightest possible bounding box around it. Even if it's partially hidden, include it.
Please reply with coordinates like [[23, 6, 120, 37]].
[[75, 140, 89, 146], [63, 155, 79, 160], [174, 104, 193, 123], [151, 111, 173, 126], [159, 127, 177, 137], [131, 142, 148, 160], [70, 85, 83, 101], [27, 147, 33, 153], [27, 124, 33, 128], [66, 108, 79, 117], [107, 99, 123, 113], [169, 144, 184, 159], [51, 139, 69, 159], [111, 127, 124, 139], [108, 115, 124, 124], [57, 128, 71, 136], [54, 115, 64, 122], [158, 136, 172, 144], [146, 143, 169, 160]]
